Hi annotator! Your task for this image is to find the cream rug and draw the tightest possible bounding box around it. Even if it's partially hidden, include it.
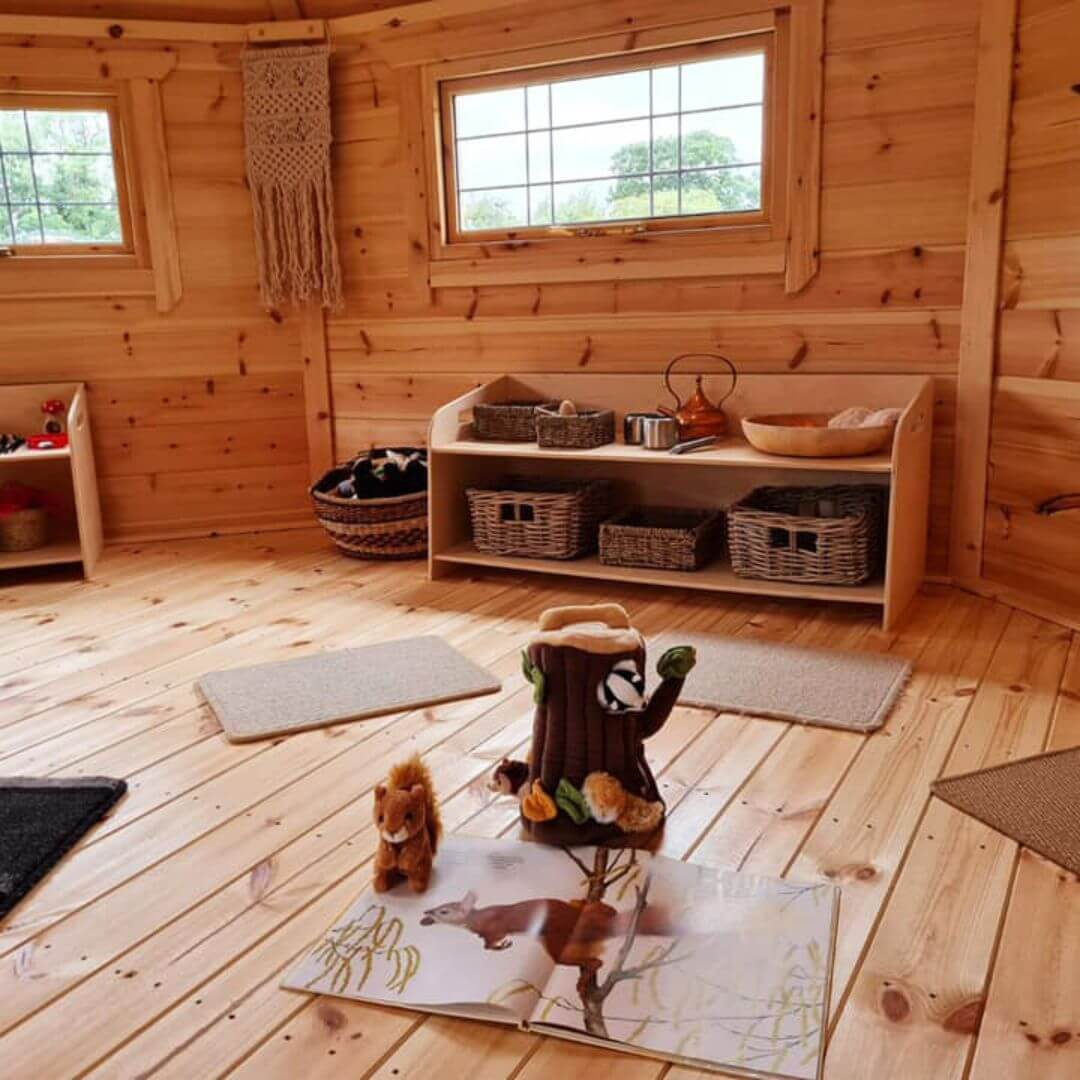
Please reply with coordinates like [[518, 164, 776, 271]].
[[932, 747, 1080, 875], [199, 637, 500, 743], [648, 632, 911, 733]]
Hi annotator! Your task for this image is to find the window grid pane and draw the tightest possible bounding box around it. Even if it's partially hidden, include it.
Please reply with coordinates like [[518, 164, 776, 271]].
[[451, 48, 765, 232], [0, 106, 123, 247]]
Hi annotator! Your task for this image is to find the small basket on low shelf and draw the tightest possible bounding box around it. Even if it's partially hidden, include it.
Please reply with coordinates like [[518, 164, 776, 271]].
[[466, 476, 611, 560], [727, 484, 886, 586], [535, 401, 616, 450], [310, 448, 428, 560], [0, 507, 48, 552], [600, 506, 723, 572], [473, 400, 558, 442]]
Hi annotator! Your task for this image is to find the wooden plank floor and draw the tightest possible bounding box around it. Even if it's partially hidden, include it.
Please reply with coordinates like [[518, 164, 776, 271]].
[[1, 529, 1077, 1080]]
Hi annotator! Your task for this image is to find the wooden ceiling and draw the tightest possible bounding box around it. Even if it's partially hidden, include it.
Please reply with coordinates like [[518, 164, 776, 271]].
[[0, 0, 421, 23]]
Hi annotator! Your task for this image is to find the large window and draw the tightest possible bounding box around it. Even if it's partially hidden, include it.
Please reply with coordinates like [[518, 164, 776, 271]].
[[0, 96, 130, 253], [439, 37, 771, 241]]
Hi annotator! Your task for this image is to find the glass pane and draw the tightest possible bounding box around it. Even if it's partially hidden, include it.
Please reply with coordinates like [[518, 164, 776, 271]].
[[529, 185, 552, 225], [456, 133, 527, 189], [11, 203, 42, 243], [652, 66, 679, 115], [526, 85, 549, 129], [459, 187, 527, 231], [552, 118, 650, 182], [607, 174, 651, 220], [682, 105, 762, 167], [652, 115, 679, 173], [680, 165, 761, 214], [454, 88, 525, 138], [652, 175, 680, 216], [551, 70, 649, 127], [2, 154, 35, 203], [527, 131, 551, 183], [0, 111, 29, 152], [552, 179, 644, 224], [0, 207, 12, 245], [25, 109, 112, 152], [31, 152, 118, 204], [39, 203, 122, 243], [680, 53, 765, 112]]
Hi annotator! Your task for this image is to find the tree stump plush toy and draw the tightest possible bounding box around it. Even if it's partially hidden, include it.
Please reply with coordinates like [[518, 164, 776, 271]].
[[496, 603, 695, 845], [373, 753, 441, 893]]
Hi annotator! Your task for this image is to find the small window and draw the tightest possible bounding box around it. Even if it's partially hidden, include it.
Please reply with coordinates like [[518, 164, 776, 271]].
[[0, 95, 131, 254], [439, 36, 771, 242]]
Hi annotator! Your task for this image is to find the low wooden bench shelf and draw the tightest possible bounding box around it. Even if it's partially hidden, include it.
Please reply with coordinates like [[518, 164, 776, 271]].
[[428, 374, 933, 630]]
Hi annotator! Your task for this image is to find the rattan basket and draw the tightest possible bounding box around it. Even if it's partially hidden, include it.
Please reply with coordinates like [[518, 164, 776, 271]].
[[310, 451, 427, 560], [535, 404, 616, 450], [0, 507, 48, 552], [600, 506, 723, 572], [466, 476, 611, 559], [473, 400, 558, 442], [727, 485, 885, 586]]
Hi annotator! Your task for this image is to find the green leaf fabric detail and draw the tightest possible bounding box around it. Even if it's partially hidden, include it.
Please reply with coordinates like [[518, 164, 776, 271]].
[[555, 778, 591, 824], [521, 651, 546, 704], [657, 645, 697, 680]]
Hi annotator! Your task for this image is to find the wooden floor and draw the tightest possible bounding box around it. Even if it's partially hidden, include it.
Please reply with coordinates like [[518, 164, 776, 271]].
[[0, 529, 1077, 1080]]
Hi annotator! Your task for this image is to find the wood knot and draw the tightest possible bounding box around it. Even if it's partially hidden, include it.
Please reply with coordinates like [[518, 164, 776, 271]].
[[317, 1003, 347, 1031], [107, 23, 124, 38], [880, 986, 911, 1023], [1052, 1030, 1073, 1046], [943, 998, 984, 1035], [855, 865, 877, 881]]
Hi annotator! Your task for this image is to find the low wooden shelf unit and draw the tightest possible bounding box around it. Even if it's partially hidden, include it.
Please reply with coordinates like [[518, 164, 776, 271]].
[[428, 374, 933, 630]]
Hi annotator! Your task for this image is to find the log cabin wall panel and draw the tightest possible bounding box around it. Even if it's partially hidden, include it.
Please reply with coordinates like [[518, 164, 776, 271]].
[[0, 43, 311, 541], [985, 0, 1080, 612], [326, 0, 982, 575]]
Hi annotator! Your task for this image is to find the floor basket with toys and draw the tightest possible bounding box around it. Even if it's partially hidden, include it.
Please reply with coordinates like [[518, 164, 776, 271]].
[[490, 603, 696, 846]]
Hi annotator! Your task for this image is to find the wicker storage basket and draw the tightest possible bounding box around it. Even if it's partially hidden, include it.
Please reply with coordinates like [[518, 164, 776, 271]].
[[600, 506, 723, 572], [0, 507, 48, 552], [466, 476, 611, 560], [535, 404, 616, 450], [310, 451, 427, 560], [473, 400, 557, 442], [727, 485, 885, 586]]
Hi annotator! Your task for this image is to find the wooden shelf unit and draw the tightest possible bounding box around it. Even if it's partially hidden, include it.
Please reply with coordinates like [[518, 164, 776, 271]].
[[428, 374, 934, 630], [0, 382, 103, 577]]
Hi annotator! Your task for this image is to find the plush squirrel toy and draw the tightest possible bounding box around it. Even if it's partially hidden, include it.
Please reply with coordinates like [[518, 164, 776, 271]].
[[493, 603, 695, 845], [373, 753, 441, 893]]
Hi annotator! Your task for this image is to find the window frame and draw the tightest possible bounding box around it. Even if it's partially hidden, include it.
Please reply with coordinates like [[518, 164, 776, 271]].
[[438, 33, 778, 245], [0, 91, 138, 258]]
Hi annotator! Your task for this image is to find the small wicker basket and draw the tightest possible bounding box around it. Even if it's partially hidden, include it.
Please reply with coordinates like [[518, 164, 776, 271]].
[[0, 507, 48, 552], [466, 477, 611, 560], [310, 451, 427, 560], [473, 400, 557, 442], [727, 485, 885, 586], [535, 404, 616, 450], [600, 507, 723, 572]]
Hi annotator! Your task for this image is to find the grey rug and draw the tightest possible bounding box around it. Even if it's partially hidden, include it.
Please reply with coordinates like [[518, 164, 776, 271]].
[[649, 632, 911, 733], [199, 636, 501, 743]]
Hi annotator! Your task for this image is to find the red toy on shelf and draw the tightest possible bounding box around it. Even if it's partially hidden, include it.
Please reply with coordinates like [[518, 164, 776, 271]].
[[26, 433, 69, 451]]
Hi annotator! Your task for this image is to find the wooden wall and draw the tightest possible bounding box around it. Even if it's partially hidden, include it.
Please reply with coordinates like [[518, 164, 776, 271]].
[[324, 0, 981, 575], [0, 39, 311, 541], [983, 0, 1080, 612]]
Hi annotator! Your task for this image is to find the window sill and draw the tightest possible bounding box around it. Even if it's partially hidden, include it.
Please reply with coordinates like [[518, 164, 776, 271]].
[[428, 236, 786, 286], [0, 257, 155, 300]]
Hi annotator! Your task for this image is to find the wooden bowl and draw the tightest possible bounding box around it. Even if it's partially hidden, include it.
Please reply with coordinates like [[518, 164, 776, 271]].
[[742, 413, 895, 458]]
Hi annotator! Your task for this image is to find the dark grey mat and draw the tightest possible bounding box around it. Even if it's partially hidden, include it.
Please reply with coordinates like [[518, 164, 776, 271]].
[[0, 776, 127, 919], [198, 636, 502, 743]]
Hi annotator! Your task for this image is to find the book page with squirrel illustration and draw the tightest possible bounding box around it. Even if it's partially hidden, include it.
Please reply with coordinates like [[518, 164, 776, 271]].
[[283, 837, 585, 1023]]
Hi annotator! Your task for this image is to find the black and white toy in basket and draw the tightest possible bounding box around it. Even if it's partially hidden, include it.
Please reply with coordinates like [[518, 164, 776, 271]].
[[596, 658, 646, 713]]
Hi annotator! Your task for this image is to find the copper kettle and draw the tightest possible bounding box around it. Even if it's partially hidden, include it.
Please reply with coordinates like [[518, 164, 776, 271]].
[[658, 353, 739, 440]]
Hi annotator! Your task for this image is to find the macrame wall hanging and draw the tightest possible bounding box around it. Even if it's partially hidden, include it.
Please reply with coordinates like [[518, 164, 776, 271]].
[[241, 43, 343, 310]]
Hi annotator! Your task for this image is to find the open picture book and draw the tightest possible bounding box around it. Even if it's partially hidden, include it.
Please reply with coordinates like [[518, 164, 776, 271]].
[[284, 836, 839, 1080]]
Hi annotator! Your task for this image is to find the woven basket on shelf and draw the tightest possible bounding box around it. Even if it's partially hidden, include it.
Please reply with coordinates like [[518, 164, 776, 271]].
[[473, 400, 557, 442], [535, 404, 615, 450], [727, 485, 885, 586], [466, 477, 611, 560], [310, 451, 427, 560], [0, 508, 48, 552], [600, 506, 723, 572]]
